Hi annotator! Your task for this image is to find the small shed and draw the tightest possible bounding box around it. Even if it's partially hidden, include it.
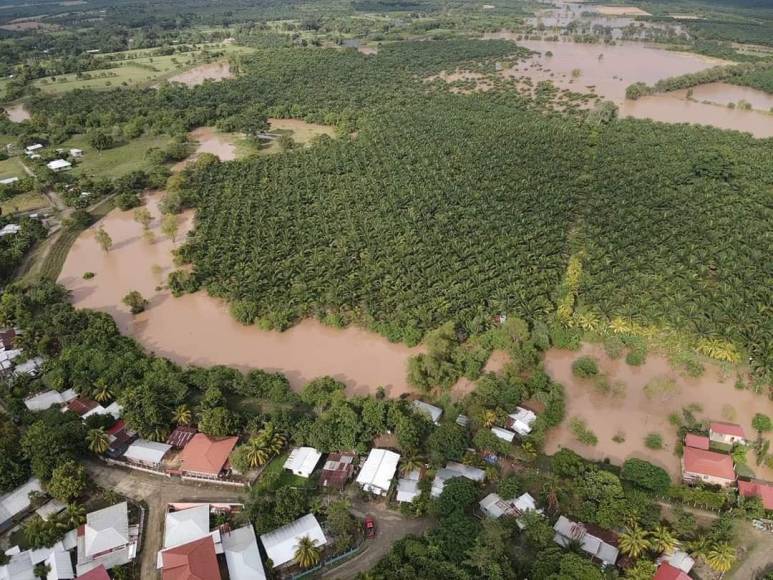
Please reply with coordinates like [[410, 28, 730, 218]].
[[47, 159, 72, 172], [491, 427, 515, 443], [123, 439, 171, 468], [412, 400, 443, 424], [396, 469, 421, 503], [283, 447, 322, 478]]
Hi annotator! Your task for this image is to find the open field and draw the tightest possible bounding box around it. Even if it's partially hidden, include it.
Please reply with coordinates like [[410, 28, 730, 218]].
[[62, 134, 172, 178], [0, 191, 48, 215], [544, 343, 773, 481], [0, 156, 26, 180], [31, 44, 253, 94]]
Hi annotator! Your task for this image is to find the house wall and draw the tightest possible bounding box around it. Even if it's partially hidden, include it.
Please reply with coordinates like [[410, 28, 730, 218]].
[[709, 432, 744, 445], [682, 469, 735, 488]]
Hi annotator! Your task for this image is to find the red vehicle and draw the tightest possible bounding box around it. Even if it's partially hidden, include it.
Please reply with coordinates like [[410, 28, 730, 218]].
[[364, 515, 376, 539]]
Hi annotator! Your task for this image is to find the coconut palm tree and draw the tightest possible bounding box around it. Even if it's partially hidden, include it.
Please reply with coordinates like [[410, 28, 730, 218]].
[[687, 535, 712, 560], [173, 404, 192, 426], [150, 427, 169, 442], [58, 504, 86, 529], [257, 422, 286, 455], [706, 542, 736, 576], [650, 524, 679, 555], [86, 428, 110, 454], [242, 437, 271, 468], [400, 455, 423, 476], [94, 382, 112, 403], [294, 535, 321, 569], [618, 524, 651, 559], [481, 409, 497, 428]]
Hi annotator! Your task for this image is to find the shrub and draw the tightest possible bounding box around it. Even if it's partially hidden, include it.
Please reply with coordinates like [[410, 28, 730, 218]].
[[645, 433, 663, 450], [122, 290, 148, 314], [752, 413, 771, 433], [551, 448, 588, 477], [612, 431, 625, 443], [621, 458, 671, 494], [497, 475, 520, 500], [643, 377, 679, 400], [230, 300, 258, 325], [625, 349, 646, 366], [572, 356, 599, 378], [116, 191, 141, 211], [603, 335, 625, 359], [82, 272, 95, 280], [570, 417, 598, 446]]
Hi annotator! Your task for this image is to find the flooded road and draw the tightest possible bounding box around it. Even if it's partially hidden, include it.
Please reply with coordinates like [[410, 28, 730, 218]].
[[5, 103, 30, 122], [544, 343, 773, 480], [58, 193, 422, 396], [168, 61, 233, 86]]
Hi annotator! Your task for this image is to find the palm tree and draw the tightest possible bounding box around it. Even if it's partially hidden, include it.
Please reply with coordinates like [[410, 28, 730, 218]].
[[618, 524, 651, 559], [706, 542, 736, 576], [86, 428, 110, 454], [94, 383, 112, 403], [650, 524, 679, 555], [687, 535, 711, 560], [173, 404, 192, 426], [257, 422, 286, 455], [294, 536, 321, 569], [58, 504, 86, 529], [242, 437, 270, 468], [150, 427, 169, 442], [481, 409, 497, 428], [400, 455, 423, 476]]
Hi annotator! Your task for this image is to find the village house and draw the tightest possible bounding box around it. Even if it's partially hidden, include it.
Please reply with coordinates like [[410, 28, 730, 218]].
[[165, 425, 197, 449], [356, 449, 400, 496], [69, 148, 84, 158], [160, 535, 221, 580], [24, 388, 77, 412], [0, 477, 43, 534], [396, 469, 422, 503], [0, 224, 21, 237], [177, 433, 239, 480], [319, 452, 356, 490], [431, 462, 486, 498], [412, 400, 443, 424], [0, 176, 19, 185], [76, 565, 110, 580], [738, 480, 773, 511], [709, 421, 747, 446], [105, 420, 137, 458], [684, 433, 710, 450], [24, 144, 43, 156], [162, 504, 212, 550], [479, 492, 542, 527], [283, 447, 322, 478], [260, 513, 327, 570], [681, 445, 736, 487], [47, 159, 72, 172], [122, 439, 172, 469], [13, 356, 44, 377], [657, 550, 695, 575], [507, 406, 537, 437], [491, 426, 515, 443], [222, 524, 266, 580], [653, 562, 691, 580], [76, 502, 138, 575], [553, 515, 619, 567]]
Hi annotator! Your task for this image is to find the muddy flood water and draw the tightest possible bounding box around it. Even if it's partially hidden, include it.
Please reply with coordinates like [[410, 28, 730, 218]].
[[5, 103, 30, 122], [544, 343, 773, 480], [173, 127, 237, 171], [169, 61, 233, 86], [58, 193, 425, 396], [489, 37, 773, 137]]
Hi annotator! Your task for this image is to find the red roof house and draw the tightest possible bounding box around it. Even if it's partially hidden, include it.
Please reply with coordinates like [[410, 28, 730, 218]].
[[179, 434, 238, 478], [682, 447, 735, 486], [67, 397, 99, 417], [0, 328, 16, 349], [738, 480, 773, 511], [76, 565, 111, 580], [654, 563, 691, 580], [161, 536, 221, 580], [684, 433, 710, 450], [709, 422, 746, 444]]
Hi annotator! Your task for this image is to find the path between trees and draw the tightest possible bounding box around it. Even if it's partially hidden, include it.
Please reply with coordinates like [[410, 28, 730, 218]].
[[321, 498, 434, 579]]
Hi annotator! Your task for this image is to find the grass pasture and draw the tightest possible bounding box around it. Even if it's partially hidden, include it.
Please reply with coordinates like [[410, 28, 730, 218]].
[[62, 134, 173, 178], [0, 191, 49, 215], [0, 156, 27, 181]]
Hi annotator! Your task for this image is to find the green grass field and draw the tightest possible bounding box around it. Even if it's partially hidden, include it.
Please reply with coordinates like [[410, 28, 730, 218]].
[[0, 191, 49, 215], [62, 134, 172, 178], [32, 44, 254, 95], [0, 156, 27, 180]]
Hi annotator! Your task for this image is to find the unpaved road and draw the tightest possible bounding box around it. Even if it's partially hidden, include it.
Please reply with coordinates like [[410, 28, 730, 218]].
[[322, 498, 434, 579], [85, 460, 246, 579]]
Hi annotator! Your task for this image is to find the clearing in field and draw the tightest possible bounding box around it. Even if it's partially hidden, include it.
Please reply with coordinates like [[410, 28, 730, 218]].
[[0, 192, 48, 215], [544, 343, 773, 481], [0, 156, 27, 181], [61, 134, 173, 178], [595, 6, 651, 16]]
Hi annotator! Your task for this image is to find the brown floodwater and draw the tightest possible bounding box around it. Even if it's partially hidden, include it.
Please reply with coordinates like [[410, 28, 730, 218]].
[[544, 343, 773, 480], [58, 193, 424, 396], [672, 81, 773, 111], [168, 62, 233, 86], [5, 103, 30, 122], [173, 127, 237, 171]]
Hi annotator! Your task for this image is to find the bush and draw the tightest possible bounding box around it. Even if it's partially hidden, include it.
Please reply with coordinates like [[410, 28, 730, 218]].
[[66, 209, 92, 231], [551, 448, 588, 477], [436, 477, 479, 517], [82, 272, 95, 279], [625, 349, 646, 366], [230, 300, 258, 325], [645, 433, 663, 450], [122, 290, 148, 314], [603, 335, 625, 359], [752, 413, 771, 433], [116, 191, 141, 211], [570, 417, 597, 446], [497, 475, 520, 500], [621, 458, 671, 494], [571, 356, 599, 378]]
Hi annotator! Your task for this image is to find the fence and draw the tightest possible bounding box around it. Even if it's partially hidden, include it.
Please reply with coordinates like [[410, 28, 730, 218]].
[[290, 540, 365, 580], [104, 457, 171, 477]]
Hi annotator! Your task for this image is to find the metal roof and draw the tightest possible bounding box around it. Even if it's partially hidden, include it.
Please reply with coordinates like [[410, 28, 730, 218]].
[[163, 505, 210, 549], [260, 514, 327, 568], [222, 525, 266, 580], [0, 478, 42, 527], [283, 447, 322, 478], [84, 502, 129, 557], [356, 449, 400, 494], [124, 440, 171, 466]]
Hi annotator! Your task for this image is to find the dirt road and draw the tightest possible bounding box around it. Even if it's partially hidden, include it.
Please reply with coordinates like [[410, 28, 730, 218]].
[[322, 498, 434, 579], [85, 460, 246, 579]]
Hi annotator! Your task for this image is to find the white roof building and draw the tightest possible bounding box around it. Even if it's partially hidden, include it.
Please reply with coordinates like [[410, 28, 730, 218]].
[[660, 550, 695, 574], [431, 462, 485, 498], [356, 449, 400, 496], [0, 550, 35, 580], [82, 401, 122, 420], [45, 550, 74, 580], [123, 440, 171, 467], [396, 469, 421, 503], [36, 499, 67, 521], [507, 407, 537, 437], [491, 427, 515, 443], [553, 515, 619, 566], [412, 400, 443, 424], [24, 389, 77, 412], [47, 159, 72, 172], [163, 505, 210, 549], [0, 478, 43, 530], [69, 149, 83, 158], [84, 502, 129, 558], [25, 144, 43, 154], [13, 357, 44, 376], [222, 525, 266, 580], [283, 447, 322, 478], [260, 513, 327, 569], [0, 225, 21, 237], [0, 177, 19, 185]]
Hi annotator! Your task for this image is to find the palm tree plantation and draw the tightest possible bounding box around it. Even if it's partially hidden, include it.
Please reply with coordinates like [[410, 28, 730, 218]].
[[0, 0, 771, 579]]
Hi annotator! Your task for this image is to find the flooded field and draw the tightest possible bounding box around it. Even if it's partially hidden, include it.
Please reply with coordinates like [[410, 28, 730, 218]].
[[671, 81, 773, 111], [5, 103, 30, 122], [173, 127, 238, 171], [168, 61, 233, 86], [544, 343, 773, 481], [58, 193, 423, 396], [491, 38, 773, 137]]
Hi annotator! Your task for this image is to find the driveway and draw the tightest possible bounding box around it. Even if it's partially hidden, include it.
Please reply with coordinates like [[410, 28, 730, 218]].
[[322, 498, 434, 579], [85, 460, 246, 579]]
